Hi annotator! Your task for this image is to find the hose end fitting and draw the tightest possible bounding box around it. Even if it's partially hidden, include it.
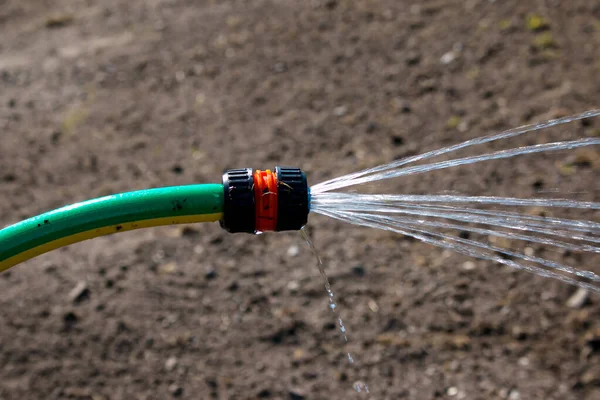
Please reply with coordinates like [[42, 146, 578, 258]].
[[220, 168, 255, 233], [220, 166, 309, 234], [275, 166, 309, 231]]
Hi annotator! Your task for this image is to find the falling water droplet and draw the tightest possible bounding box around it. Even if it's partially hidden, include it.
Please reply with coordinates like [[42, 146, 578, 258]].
[[300, 227, 369, 393]]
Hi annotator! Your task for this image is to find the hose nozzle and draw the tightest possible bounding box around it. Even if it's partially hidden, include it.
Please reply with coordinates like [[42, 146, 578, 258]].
[[220, 167, 309, 234]]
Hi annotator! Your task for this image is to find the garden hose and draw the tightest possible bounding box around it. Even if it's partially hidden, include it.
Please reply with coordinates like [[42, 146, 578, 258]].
[[0, 166, 309, 273]]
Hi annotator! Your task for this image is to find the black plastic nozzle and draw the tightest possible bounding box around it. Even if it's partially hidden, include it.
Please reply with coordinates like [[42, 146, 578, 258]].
[[275, 166, 309, 231], [220, 166, 309, 234]]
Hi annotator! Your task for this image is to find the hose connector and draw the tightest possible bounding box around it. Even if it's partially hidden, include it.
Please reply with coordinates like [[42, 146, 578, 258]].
[[220, 166, 309, 234], [220, 168, 255, 233]]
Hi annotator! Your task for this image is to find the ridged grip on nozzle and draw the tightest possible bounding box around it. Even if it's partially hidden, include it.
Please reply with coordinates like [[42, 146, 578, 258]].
[[220, 168, 255, 233], [276, 167, 309, 231]]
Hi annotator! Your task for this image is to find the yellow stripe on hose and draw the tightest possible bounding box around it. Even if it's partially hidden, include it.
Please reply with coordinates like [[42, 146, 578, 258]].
[[0, 213, 223, 272]]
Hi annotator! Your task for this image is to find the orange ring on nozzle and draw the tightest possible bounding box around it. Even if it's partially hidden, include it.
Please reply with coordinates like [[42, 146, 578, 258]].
[[253, 169, 278, 232]]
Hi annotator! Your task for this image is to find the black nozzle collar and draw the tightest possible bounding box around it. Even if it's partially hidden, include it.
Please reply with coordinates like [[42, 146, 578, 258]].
[[220, 168, 255, 233]]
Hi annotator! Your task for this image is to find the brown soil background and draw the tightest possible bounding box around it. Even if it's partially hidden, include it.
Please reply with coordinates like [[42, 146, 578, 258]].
[[1, 1, 599, 399]]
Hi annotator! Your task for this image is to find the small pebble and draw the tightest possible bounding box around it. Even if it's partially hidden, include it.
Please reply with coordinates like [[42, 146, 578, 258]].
[[566, 288, 589, 309], [68, 281, 90, 303], [440, 51, 457, 64], [509, 390, 521, 400], [194, 244, 205, 255], [169, 384, 183, 397], [287, 245, 300, 257], [333, 106, 347, 116], [165, 357, 178, 371], [458, 120, 469, 132], [518, 357, 530, 366], [368, 299, 379, 313], [158, 262, 178, 275], [462, 261, 476, 270]]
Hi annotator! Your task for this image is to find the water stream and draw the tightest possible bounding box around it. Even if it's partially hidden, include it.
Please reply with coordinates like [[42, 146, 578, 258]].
[[310, 110, 600, 293], [300, 228, 370, 394]]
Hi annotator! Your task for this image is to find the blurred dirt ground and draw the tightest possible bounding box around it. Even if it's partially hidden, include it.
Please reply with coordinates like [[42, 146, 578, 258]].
[[1, 0, 599, 399]]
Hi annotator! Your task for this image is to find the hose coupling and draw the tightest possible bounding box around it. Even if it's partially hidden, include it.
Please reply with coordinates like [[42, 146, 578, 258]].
[[220, 167, 309, 234]]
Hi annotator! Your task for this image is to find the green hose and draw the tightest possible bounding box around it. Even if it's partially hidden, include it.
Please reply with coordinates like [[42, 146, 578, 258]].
[[0, 184, 224, 272]]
